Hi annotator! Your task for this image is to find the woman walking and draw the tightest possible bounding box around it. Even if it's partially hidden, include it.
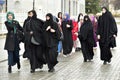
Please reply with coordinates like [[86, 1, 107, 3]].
[[4, 12, 23, 73], [43, 13, 60, 72], [78, 15, 95, 62], [57, 12, 63, 54], [23, 10, 46, 73], [97, 7, 118, 64], [61, 13, 73, 57], [76, 13, 84, 51]]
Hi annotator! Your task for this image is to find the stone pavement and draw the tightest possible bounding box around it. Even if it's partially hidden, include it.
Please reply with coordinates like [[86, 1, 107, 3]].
[[0, 24, 120, 80]]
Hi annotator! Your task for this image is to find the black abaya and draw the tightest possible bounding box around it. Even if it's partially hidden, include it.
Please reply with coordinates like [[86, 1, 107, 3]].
[[78, 16, 95, 61], [61, 20, 73, 55], [97, 10, 117, 62]]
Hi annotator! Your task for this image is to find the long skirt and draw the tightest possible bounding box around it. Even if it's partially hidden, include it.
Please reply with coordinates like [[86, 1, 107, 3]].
[[45, 46, 58, 70], [99, 43, 112, 61], [29, 44, 46, 70], [81, 41, 94, 61], [62, 40, 73, 55]]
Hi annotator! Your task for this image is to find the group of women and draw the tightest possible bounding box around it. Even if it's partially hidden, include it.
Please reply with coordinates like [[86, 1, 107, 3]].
[[4, 7, 117, 73]]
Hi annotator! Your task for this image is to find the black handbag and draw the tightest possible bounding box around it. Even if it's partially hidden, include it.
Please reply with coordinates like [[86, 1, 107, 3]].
[[16, 29, 25, 43]]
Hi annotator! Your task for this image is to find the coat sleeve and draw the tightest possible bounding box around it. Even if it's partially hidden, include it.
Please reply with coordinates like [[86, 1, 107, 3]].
[[96, 16, 102, 35], [68, 20, 73, 30], [109, 14, 118, 36]]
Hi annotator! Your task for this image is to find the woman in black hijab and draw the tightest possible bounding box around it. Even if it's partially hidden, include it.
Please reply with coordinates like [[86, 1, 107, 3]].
[[78, 15, 95, 62], [43, 13, 60, 72], [23, 10, 46, 73], [97, 7, 117, 64]]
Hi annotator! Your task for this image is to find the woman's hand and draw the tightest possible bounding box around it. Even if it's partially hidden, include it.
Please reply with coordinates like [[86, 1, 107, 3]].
[[46, 26, 51, 31], [113, 35, 117, 38], [50, 28, 55, 33], [66, 24, 70, 28], [97, 35, 100, 39], [74, 32, 78, 36], [30, 31, 33, 35]]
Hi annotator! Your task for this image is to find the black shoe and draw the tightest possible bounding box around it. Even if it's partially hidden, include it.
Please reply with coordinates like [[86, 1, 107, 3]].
[[103, 61, 107, 65], [48, 68, 55, 72], [17, 62, 21, 69], [108, 59, 111, 63], [8, 66, 12, 73], [84, 59, 87, 62], [39, 65, 43, 69], [30, 69, 35, 73]]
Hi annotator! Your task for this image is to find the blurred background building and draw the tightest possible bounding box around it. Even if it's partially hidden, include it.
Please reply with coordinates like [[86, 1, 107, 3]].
[[0, 0, 85, 33]]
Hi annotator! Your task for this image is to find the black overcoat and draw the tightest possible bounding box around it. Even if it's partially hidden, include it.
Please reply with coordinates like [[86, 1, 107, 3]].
[[4, 20, 23, 51]]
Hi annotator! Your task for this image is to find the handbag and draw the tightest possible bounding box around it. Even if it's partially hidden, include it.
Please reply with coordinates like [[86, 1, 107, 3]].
[[16, 29, 25, 43], [31, 36, 40, 45]]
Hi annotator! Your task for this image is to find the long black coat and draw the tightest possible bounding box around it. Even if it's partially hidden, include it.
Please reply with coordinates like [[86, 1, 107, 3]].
[[79, 21, 95, 46], [4, 20, 23, 51], [97, 12, 117, 61], [78, 21, 95, 60], [61, 20, 73, 55], [97, 12, 117, 46], [23, 18, 44, 45], [43, 22, 60, 48]]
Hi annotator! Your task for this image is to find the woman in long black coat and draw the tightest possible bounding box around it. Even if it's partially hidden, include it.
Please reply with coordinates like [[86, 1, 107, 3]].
[[23, 10, 46, 73], [78, 15, 95, 62], [61, 13, 73, 57], [4, 12, 23, 73], [97, 7, 118, 64], [43, 13, 60, 72]]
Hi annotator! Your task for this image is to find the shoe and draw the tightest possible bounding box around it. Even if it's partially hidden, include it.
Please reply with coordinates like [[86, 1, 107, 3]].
[[63, 55, 67, 57], [108, 59, 111, 63], [39, 65, 43, 69], [30, 69, 35, 73], [88, 59, 92, 62], [84, 59, 87, 62], [103, 61, 107, 65], [17, 62, 21, 69], [48, 68, 55, 72], [8, 66, 12, 73]]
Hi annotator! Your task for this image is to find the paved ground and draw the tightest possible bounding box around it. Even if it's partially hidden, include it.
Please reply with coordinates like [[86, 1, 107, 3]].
[[0, 24, 120, 80]]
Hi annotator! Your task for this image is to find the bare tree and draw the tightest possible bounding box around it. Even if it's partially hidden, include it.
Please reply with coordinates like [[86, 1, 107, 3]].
[[112, 0, 120, 10]]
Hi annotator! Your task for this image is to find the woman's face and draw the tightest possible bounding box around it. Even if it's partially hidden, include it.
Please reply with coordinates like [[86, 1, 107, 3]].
[[8, 14, 13, 20], [85, 17, 88, 21], [64, 15, 67, 19], [79, 15, 83, 20], [59, 13, 62, 18], [102, 8, 106, 13], [29, 12, 33, 17], [46, 16, 50, 20]]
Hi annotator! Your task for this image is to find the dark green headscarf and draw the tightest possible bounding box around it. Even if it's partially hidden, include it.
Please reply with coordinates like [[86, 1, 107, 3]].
[[6, 12, 16, 33], [6, 11, 15, 23]]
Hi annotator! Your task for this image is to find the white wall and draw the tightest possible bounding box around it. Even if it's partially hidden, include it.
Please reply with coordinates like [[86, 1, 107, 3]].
[[6, 0, 86, 19], [7, 0, 61, 20]]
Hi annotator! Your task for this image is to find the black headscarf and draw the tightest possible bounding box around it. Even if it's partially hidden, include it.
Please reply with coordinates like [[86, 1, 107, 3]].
[[97, 7, 117, 44], [28, 10, 37, 19], [84, 15, 91, 23], [79, 15, 93, 41], [45, 13, 54, 26]]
